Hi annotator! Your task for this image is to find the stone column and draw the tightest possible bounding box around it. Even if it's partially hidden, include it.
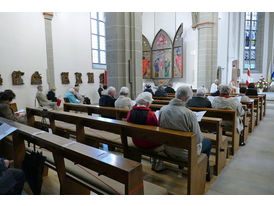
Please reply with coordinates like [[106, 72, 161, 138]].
[[43, 12, 55, 89], [105, 12, 142, 99], [196, 12, 218, 90]]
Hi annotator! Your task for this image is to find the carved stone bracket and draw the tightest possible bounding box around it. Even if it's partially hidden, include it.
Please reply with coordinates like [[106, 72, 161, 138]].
[[31, 71, 42, 85], [87, 72, 94, 83], [75, 72, 82, 84], [61, 72, 70, 84]]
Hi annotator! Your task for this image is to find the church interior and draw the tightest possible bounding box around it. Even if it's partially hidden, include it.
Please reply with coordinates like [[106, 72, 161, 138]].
[[0, 1, 274, 201]]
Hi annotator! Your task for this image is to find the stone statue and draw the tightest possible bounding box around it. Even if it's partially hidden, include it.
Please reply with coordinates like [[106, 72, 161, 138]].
[[31, 71, 42, 85], [87, 72, 94, 83], [12, 71, 24, 85], [75, 72, 82, 84], [61, 72, 70, 84], [0, 74, 2, 85], [99, 73, 105, 84]]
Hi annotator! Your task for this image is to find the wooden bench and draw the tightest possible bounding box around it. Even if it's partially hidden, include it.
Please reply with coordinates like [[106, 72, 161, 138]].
[[152, 100, 170, 105], [26, 107, 207, 194], [63, 103, 227, 176], [247, 95, 263, 121], [0, 117, 169, 195], [153, 96, 173, 100], [241, 100, 255, 133]]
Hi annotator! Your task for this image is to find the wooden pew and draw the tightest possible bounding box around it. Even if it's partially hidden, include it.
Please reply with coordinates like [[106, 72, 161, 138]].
[[153, 96, 173, 100], [0, 117, 167, 195], [260, 94, 266, 116], [63, 103, 227, 176], [26, 107, 207, 194], [247, 95, 263, 121], [241, 100, 255, 133], [152, 100, 170, 105]]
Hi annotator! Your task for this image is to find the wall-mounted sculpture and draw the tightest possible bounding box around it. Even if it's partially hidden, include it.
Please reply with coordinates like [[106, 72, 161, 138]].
[[87, 72, 94, 83], [0, 74, 2, 85], [75, 72, 82, 84], [61, 72, 70, 84], [31, 71, 42, 85], [173, 23, 183, 78], [142, 35, 152, 79], [12, 71, 24, 85], [99, 73, 105, 84], [152, 29, 172, 79]]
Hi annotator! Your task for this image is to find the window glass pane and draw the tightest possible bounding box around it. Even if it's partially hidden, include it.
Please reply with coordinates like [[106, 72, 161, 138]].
[[251, 21, 257, 30], [98, 12, 105, 21], [246, 12, 251, 20], [91, 12, 97, 19], [91, 19, 98, 34], [244, 60, 249, 69], [100, 51, 106, 64], [251, 50, 256, 60], [244, 50, 249, 60], [99, 36, 105, 50], [251, 31, 256, 40], [92, 35, 98, 49], [99, 22, 105, 36], [252, 12, 257, 20], [251, 60, 256, 69], [245, 21, 250, 30], [93, 50, 99, 63], [251, 40, 256, 49]]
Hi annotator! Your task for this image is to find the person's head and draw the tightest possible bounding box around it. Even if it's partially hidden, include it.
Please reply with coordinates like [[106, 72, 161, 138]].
[[215, 79, 220, 85], [107, 86, 116, 97], [119, 87, 129, 97], [196, 87, 207, 97], [74, 85, 79, 92], [219, 85, 232, 95], [69, 88, 75, 95], [135, 92, 153, 107], [51, 87, 56, 92], [248, 83, 255, 89], [145, 84, 151, 89], [240, 87, 247, 94], [175, 86, 193, 102], [99, 84, 103, 88], [158, 85, 164, 91], [37, 85, 43, 92], [0, 91, 9, 103], [103, 84, 107, 90]]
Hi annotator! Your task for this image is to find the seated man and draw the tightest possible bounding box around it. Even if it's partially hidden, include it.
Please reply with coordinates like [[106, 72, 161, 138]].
[[115, 87, 132, 109], [164, 83, 175, 93], [99, 86, 116, 107], [64, 88, 80, 104], [0, 158, 25, 195], [144, 84, 154, 96], [47, 87, 61, 107], [245, 83, 258, 96], [159, 86, 212, 181], [155, 85, 168, 97], [74, 84, 86, 103], [239, 87, 251, 102], [211, 85, 220, 96], [187, 87, 212, 108], [101, 85, 108, 96], [212, 85, 245, 146], [0, 90, 26, 123], [127, 92, 164, 171], [210, 79, 219, 93], [36, 86, 58, 110]]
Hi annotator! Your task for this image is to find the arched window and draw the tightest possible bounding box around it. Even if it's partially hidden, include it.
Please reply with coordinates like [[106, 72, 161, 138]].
[[244, 12, 257, 71], [90, 12, 106, 69], [173, 23, 183, 78], [142, 35, 152, 79], [152, 29, 172, 79]]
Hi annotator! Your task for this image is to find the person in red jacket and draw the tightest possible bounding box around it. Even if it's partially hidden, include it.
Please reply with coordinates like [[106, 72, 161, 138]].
[[127, 92, 165, 171]]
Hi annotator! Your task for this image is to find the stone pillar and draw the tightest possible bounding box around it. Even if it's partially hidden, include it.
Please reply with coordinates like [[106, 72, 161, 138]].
[[196, 12, 218, 90], [43, 12, 55, 89], [105, 12, 142, 99]]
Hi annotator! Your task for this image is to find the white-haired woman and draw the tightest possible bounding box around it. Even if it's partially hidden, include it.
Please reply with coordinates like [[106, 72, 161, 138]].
[[99, 86, 116, 107], [115, 87, 132, 109], [64, 88, 80, 104], [187, 87, 211, 108]]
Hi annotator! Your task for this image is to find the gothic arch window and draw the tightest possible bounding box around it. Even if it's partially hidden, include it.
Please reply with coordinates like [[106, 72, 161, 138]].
[[173, 23, 183, 78], [142, 35, 152, 79], [151, 29, 172, 79]]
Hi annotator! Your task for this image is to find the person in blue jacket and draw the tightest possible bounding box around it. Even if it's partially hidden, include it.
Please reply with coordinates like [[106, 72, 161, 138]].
[[64, 88, 80, 104]]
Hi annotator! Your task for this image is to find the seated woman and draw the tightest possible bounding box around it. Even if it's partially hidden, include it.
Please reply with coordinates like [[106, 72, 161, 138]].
[[0, 158, 25, 195], [187, 87, 211, 108], [115, 87, 132, 109], [245, 83, 258, 96], [239, 87, 251, 102], [0, 90, 26, 123], [212, 85, 245, 146], [127, 92, 164, 172], [64, 88, 80, 104]]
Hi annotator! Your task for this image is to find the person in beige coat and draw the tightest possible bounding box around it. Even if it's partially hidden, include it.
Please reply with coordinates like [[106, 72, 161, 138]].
[[36, 86, 58, 110], [115, 87, 132, 109]]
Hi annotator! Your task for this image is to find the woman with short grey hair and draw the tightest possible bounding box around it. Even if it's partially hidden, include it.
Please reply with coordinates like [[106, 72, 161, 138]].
[[187, 87, 211, 108], [114, 86, 132, 109]]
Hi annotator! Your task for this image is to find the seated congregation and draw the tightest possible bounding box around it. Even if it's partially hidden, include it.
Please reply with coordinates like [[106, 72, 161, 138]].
[[0, 81, 266, 195]]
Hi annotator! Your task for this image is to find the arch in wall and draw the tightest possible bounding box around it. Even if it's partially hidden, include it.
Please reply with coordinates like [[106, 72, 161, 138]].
[[151, 29, 172, 79], [173, 23, 184, 78], [142, 35, 152, 79]]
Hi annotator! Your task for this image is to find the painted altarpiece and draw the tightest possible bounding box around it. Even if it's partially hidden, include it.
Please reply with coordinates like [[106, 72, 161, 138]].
[[172, 24, 183, 78], [142, 35, 152, 79]]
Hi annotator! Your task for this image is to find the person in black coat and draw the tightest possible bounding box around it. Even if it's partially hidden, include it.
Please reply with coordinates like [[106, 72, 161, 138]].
[[155, 85, 168, 97], [144, 84, 154, 96], [99, 86, 116, 107], [211, 86, 220, 96], [164, 83, 175, 93], [245, 83, 258, 95], [187, 87, 211, 108], [47, 87, 57, 102]]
